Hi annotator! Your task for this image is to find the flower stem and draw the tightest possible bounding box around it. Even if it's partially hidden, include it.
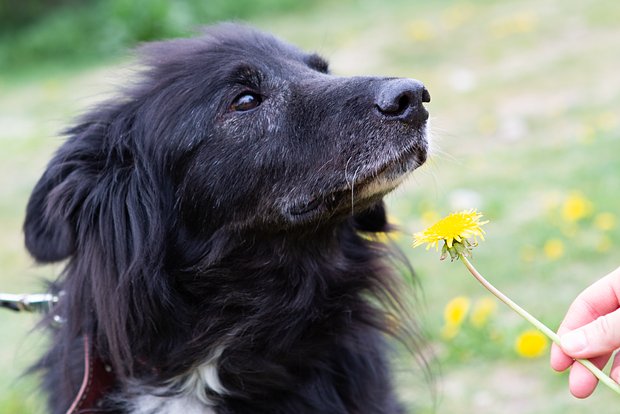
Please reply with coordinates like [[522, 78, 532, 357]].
[[459, 254, 620, 395]]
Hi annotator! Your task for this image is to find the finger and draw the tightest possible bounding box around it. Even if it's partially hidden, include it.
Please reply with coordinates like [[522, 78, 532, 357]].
[[561, 308, 620, 359], [553, 267, 620, 369], [551, 324, 578, 372], [558, 271, 620, 334], [569, 361, 598, 398], [551, 342, 574, 372], [569, 354, 611, 399]]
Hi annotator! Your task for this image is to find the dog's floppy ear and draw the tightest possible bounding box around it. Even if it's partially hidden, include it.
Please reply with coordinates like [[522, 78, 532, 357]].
[[24, 127, 103, 263], [25, 111, 174, 375], [24, 175, 74, 263], [352, 201, 389, 233]]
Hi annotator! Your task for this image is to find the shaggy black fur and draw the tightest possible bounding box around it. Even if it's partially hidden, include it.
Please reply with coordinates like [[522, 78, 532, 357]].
[[24, 24, 430, 413]]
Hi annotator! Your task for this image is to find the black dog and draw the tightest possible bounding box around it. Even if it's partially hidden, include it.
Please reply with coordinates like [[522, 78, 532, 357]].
[[24, 23, 430, 413]]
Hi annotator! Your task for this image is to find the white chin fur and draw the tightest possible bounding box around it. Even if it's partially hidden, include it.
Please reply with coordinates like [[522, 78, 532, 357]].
[[358, 125, 430, 200]]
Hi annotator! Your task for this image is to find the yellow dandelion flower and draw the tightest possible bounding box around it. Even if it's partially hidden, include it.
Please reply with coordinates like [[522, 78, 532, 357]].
[[444, 296, 471, 327], [595, 212, 616, 232], [543, 238, 564, 260], [470, 297, 497, 328], [515, 329, 548, 358], [561, 192, 592, 223], [413, 209, 488, 251]]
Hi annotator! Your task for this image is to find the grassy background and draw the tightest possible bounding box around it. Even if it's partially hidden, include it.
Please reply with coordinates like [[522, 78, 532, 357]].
[[1, 0, 619, 412]]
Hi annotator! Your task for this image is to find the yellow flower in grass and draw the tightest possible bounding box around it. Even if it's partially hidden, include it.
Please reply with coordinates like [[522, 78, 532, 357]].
[[444, 296, 471, 327], [413, 209, 488, 255], [470, 297, 497, 328], [561, 192, 592, 223], [543, 238, 564, 260], [515, 329, 548, 358], [441, 296, 470, 340]]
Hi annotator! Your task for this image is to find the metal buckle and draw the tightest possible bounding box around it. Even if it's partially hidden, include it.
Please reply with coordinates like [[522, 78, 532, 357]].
[[0, 292, 60, 313]]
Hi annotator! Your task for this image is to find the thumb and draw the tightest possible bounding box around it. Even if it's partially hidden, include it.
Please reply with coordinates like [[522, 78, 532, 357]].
[[561, 309, 620, 359]]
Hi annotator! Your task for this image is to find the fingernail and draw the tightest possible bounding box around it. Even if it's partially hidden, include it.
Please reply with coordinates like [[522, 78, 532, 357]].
[[561, 330, 588, 354]]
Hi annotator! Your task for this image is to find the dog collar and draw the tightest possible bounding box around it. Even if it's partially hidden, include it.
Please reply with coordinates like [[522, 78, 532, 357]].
[[66, 334, 116, 414]]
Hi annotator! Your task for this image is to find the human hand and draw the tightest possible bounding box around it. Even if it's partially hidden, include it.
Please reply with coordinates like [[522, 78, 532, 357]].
[[550, 266, 620, 398]]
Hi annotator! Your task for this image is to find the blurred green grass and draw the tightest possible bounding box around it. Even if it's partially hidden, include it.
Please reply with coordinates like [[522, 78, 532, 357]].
[[1, 0, 619, 412], [0, 0, 322, 80]]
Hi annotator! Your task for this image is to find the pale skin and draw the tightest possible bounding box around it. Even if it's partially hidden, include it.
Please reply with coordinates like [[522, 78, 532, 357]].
[[550, 266, 620, 398]]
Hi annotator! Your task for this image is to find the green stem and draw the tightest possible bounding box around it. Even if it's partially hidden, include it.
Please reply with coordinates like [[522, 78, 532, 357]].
[[459, 254, 620, 395]]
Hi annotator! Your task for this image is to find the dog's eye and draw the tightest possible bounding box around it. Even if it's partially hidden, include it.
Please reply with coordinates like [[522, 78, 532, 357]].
[[230, 92, 262, 112]]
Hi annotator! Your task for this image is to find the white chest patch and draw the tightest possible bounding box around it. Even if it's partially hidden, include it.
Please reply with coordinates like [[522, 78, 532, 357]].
[[127, 347, 227, 414], [129, 394, 216, 414]]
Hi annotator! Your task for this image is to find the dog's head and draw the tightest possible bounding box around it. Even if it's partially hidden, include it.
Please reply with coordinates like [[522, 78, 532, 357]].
[[23, 24, 430, 384], [24, 23, 430, 263]]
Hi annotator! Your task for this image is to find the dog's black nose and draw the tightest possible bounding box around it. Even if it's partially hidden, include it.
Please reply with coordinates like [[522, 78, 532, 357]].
[[375, 79, 430, 125]]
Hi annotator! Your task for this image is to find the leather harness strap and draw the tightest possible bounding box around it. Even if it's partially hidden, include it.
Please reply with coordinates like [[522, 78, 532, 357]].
[[66, 335, 116, 414]]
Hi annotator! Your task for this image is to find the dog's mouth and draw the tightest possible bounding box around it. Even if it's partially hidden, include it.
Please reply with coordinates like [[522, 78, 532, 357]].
[[287, 139, 428, 219]]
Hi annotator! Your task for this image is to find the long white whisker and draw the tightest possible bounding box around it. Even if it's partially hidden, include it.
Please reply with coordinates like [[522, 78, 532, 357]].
[[344, 156, 353, 183]]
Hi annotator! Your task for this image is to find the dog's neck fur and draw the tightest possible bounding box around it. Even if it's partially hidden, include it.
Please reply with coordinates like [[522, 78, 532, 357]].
[[51, 219, 406, 412]]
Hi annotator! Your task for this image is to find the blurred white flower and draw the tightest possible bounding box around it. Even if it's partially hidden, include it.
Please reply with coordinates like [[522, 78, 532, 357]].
[[449, 68, 477, 93], [499, 115, 528, 142]]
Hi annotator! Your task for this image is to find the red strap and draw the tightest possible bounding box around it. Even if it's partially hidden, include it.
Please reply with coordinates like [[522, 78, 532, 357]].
[[66, 335, 116, 414]]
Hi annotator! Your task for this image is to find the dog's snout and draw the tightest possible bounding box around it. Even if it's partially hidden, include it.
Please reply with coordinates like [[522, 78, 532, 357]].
[[375, 79, 430, 125]]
